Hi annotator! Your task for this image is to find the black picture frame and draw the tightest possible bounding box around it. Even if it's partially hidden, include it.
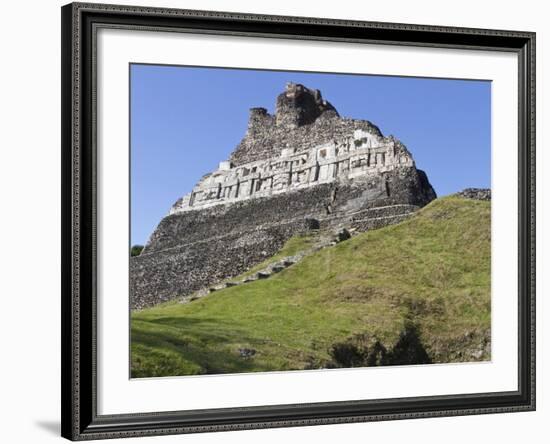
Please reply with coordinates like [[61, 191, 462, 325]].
[[61, 2, 536, 440]]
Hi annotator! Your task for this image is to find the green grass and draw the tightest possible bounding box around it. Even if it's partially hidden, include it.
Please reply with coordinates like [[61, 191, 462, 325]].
[[131, 196, 491, 377], [237, 233, 318, 279]]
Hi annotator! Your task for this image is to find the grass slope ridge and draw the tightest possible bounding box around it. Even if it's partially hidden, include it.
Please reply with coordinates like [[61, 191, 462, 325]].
[[131, 196, 491, 377]]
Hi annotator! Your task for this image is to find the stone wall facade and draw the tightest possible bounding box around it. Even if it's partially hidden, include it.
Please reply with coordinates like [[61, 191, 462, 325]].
[[131, 83, 437, 309], [170, 128, 414, 214], [131, 219, 313, 310]]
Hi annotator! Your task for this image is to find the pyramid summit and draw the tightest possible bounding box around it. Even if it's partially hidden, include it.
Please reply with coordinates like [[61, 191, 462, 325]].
[[228, 82, 381, 166], [131, 83, 436, 309]]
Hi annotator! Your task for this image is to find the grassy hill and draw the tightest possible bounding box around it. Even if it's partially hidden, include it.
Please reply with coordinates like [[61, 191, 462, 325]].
[[131, 196, 491, 378]]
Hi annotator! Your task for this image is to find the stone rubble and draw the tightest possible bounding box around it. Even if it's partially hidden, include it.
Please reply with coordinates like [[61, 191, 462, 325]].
[[455, 188, 491, 201]]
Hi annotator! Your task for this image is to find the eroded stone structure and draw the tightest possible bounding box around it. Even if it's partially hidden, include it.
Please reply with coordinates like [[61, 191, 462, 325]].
[[171, 128, 414, 213], [131, 83, 436, 309]]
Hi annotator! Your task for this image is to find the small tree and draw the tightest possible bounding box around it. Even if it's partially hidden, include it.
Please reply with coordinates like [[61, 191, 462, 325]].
[[130, 245, 144, 257]]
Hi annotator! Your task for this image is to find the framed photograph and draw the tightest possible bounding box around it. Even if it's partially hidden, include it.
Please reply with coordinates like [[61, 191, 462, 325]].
[[61, 2, 535, 440]]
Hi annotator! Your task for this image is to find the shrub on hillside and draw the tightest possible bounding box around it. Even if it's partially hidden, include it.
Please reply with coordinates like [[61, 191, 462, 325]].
[[131, 245, 144, 257]]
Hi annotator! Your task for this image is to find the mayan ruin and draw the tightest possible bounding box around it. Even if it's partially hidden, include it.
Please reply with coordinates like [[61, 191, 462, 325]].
[[130, 83, 437, 309]]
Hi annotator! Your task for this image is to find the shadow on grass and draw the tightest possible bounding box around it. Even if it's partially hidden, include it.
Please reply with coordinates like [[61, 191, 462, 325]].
[[131, 316, 273, 378], [328, 324, 431, 368]]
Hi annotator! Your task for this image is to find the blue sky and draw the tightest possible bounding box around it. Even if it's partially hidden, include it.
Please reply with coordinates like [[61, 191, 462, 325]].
[[131, 64, 491, 246]]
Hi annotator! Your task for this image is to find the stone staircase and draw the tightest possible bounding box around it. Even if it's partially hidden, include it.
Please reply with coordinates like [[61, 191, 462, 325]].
[[178, 228, 351, 304], [176, 203, 420, 306]]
